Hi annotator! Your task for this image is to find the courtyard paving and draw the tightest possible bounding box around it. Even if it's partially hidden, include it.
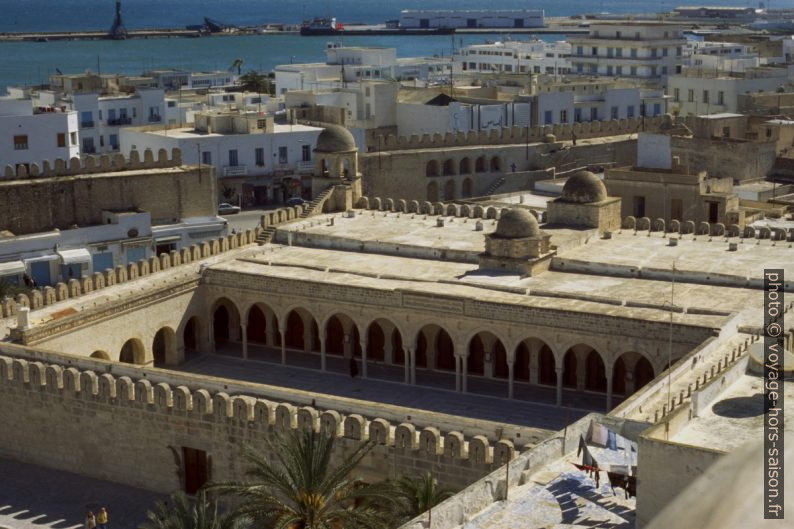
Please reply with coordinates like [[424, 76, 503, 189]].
[[0, 458, 163, 529], [180, 345, 615, 433]]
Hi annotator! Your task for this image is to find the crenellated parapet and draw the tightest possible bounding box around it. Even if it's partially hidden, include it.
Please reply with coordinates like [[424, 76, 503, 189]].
[[0, 353, 514, 490], [2, 148, 185, 182], [372, 116, 667, 153]]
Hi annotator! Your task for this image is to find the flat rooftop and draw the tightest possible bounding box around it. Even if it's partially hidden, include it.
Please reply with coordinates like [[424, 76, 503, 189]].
[[672, 374, 794, 453], [141, 123, 322, 139]]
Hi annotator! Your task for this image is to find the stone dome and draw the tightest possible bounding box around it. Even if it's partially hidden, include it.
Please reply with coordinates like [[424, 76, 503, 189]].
[[493, 209, 541, 239], [560, 171, 608, 204], [314, 125, 357, 153]]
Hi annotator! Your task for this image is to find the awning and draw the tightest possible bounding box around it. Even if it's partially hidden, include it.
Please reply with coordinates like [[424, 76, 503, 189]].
[[154, 235, 182, 243], [57, 248, 92, 265], [24, 254, 60, 264], [0, 260, 25, 276]]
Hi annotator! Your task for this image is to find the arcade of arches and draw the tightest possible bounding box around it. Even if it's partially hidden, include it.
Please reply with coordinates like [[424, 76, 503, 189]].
[[204, 298, 668, 410]]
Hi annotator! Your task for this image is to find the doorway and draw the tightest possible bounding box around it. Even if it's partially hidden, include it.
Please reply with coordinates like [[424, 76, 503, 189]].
[[183, 447, 209, 494]]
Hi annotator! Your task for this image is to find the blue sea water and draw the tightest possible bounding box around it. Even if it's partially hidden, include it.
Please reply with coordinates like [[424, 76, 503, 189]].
[[0, 0, 760, 91]]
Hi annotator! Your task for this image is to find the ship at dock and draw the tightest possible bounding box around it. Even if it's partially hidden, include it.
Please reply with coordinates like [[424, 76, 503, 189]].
[[299, 17, 454, 36]]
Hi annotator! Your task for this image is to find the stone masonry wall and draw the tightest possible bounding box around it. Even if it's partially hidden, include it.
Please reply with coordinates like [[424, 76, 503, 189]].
[[0, 353, 510, 494]]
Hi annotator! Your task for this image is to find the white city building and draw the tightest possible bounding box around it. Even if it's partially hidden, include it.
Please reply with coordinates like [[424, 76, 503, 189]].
[[687, 41, 761, 73], [536, 86, 668, 126], [668, 65, 794, 116], [0, 209, 226, 287], [69, 88, 166, 154], [399, 9, 544, 29], [143, 69, 237, 90], [0, 96, 80, 169], [120, 111, 324, 206], [275, 44, 451, 95], [568, 23, 687, 79], [453, 40, 571, 76]]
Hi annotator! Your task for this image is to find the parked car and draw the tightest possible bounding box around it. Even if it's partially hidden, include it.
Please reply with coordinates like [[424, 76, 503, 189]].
[[218, 203, 241, 215], [286, 197, 306, 207]]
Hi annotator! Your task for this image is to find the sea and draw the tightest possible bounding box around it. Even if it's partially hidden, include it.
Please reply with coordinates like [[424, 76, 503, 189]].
[[0, 0, 760, 91]]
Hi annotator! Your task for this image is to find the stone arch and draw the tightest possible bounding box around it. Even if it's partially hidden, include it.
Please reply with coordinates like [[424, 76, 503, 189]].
[[443, 179, 455, 201], [414, 324, 453, 370], [365, 317, 401, 363], [461, 177, 473, 198], [119, 338, 146, 365], [182, 316, 203, 361], [538, 343, 556, 385], [490, 156, 501, 172], [427, 181, 439, 202], [246, 302, 278, 346], [90, 351, 110, 360], [390, 327, 405, 365], [152, 326, 178, 367], [211, 297, 241, 347], [585, 348, 607, 392], [426, 160, 439, 177], [284, 307, 320, 353], [459, 157, 471, 174], [467, 331, 506, 377], [324, 312, 359, 357], [475, 156, 486, 173], [443, 159, 456, 176], [612, 352, 656, 396], [562, 348, 578, 388]]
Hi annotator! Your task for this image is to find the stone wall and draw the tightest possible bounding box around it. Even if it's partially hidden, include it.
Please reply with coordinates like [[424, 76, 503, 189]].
[[671, 136, 777, 182], [0, 148, 217, 234], [0, 349, 511, 494]]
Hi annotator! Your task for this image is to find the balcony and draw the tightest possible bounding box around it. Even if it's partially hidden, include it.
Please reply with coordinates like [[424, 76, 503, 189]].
[[223, 165, 248, 177], [81, 121, 94, 128], [148, 115, 162, 123], [107, 117, 132, 126], [83, 146, 96, 154]]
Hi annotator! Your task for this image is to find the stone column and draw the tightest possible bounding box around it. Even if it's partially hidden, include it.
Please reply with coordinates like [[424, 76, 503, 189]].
[[208, 319, 216, 354], [343, 333, 351, 358], [626, 373, 635, 395], [529, 343, 540, 385], [279, 321, 287, 365], [606, 372, 613, 412], [403, 347, 410, 384], [265, 313, 275, 346], [555, 366, 564, 406], [455, 355, 461, 392], [508, 359, 515, 399], [462, 355, 468, 393], [320, 335, 327, 371], [303, 325, 313, 353], [241, 323, 248, 360], [409, 347, 417, 385], [384, 339, 394, 364], [360, 336, 368, 379], [484, 351, 493, 378]]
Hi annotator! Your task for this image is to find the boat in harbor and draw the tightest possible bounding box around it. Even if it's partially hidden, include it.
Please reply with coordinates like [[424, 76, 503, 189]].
[[299, 16, 454, 36]]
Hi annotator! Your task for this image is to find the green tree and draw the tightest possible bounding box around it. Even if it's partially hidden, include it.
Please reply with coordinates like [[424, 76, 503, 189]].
[[209, 429, 396, 529], [239, 71, 271, 97], [230, 58, 244, 76], [390, 472, 455, 525], [139, 490, 247, 529]]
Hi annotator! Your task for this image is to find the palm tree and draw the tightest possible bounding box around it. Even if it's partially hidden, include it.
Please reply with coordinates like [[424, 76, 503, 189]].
[[230, 58, 244, 76], [238, 71, 270, 97], [390, 472, 455, 525], [208, 429, 396, 529], [139, 490, 247, 529]]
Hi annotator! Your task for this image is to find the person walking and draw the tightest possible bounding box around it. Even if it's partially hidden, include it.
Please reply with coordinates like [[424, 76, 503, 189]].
[[85, 511, 96, 529], [97, 507, 108, 529]]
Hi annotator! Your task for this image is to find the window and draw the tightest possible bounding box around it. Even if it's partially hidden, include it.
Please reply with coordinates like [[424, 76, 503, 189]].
[[278, 146, 288, 164], [627, 105, 635, 118], [702, 90, 709, 104], [611, 106, 619, 120], [132, 107, 137, 118], [109, 134, 119, 150], [591, 46, 598, 56], [722, 127, 730, 138], [653, 103, 661, 116], [577, 45, 583, 55], [607, 47, 613, 58], [607, 66, 613, 76], [616, 48, 623, 57], [662, 48, 668, 57], [200, 151, 211, 164], [229, 149, 238, 166], [590, 64, 597, 73], [99, 135, 104, 147], [630, 48, 637, 58], [302, 144, 311, 162], [98, 110, 102, 120], [544, 110, 552, 125], [168, 101, 176, 107], [767, 128, 773, 138], [651, 66, 657, 77], [616, 31, 621, 38], [107, 109, 116, 123], [688, 89, 694, 102], [676, 46, 682, 56], [70, 132, 77, 145], [574, 108, 582, 122], [255, 147, 265, 166], [717, 91, 724, 105], [590, 107, 598, 121], [630, 66, 637, 76], [57, 133, 66, 148], [633, 195, 645, 218], [13, 135, 28, 150], [560, 110, 568, 123], [80, 111, 93, 127], [616, 66, 623, 75]]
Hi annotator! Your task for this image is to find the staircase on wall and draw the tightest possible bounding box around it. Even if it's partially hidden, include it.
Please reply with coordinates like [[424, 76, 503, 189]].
[[256, 185, 338, 246], [484, 177, 506, 196]]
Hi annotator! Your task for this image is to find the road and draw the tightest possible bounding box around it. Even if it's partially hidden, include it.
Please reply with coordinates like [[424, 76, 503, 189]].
[[220, 206, 278, 233]]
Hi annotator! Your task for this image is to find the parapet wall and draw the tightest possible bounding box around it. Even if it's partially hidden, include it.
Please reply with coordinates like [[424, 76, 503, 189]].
[[372, 115, 668, 152], [0, 349, 513, 493]]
